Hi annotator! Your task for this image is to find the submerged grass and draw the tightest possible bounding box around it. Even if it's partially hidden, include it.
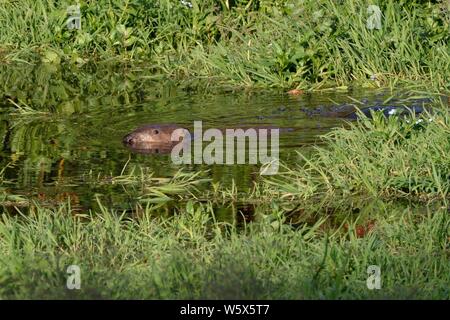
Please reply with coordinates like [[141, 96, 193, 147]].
[[0, 0, 448, 90]]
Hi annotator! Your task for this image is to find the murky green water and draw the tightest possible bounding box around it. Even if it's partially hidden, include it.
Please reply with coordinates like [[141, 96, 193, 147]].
[[0, 64, 435, 214]]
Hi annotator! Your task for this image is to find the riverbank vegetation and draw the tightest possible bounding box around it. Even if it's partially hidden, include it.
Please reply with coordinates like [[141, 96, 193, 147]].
[[0, 195, 448, 299], [0, 0, 448, 90]]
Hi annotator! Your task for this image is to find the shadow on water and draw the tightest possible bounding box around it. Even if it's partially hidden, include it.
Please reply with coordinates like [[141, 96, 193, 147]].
[[0, 64, 442, 222]]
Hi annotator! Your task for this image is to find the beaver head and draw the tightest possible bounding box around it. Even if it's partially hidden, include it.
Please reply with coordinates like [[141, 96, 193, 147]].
[[123, 124, 188, 154]]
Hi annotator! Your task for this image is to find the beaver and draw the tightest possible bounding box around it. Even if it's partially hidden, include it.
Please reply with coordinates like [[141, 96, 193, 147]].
[[123, 123, 286, 154], [123, 124, 188, 154]]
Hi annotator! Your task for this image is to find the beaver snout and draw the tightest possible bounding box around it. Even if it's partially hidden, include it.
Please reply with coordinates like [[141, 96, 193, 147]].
[[123, 134, 135, 145]]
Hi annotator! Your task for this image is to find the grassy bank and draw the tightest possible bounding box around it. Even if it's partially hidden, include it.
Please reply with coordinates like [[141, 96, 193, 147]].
[[0, 0, 448, 90], [0, 201, 448, 299]]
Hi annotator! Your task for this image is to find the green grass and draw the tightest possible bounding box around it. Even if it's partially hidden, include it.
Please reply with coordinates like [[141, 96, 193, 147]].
[[0, 0, 448, 90], [0, 200, 448, 299]]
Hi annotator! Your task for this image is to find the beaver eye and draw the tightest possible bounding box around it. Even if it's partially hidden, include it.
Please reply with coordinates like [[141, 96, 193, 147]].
[[153, 129, 159, 134]]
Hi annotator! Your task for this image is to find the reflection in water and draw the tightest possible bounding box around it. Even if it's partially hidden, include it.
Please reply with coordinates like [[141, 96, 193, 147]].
[[0, 64, 441, 218]]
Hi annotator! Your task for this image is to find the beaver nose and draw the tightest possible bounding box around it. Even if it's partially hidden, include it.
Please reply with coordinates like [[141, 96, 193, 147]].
[[123, 135, 134, 145]]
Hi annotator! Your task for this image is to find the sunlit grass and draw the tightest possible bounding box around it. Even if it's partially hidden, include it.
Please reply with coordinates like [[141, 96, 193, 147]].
[[0, 199, 448, 299], [0, 0, 448, 91]]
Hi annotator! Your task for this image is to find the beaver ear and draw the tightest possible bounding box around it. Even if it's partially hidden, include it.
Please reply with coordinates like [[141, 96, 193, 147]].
[[153, 129, 159, 134]]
